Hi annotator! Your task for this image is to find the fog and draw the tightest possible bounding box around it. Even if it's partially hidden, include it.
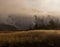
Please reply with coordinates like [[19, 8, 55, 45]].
[[0, 0, 60, 15], [0, 14, 35, 30], [0, 0, 60, 30]]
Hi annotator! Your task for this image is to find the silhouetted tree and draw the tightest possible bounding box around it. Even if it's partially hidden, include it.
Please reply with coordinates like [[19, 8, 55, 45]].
[[34, 15, 38, 29], [48, 18, 56, 29]]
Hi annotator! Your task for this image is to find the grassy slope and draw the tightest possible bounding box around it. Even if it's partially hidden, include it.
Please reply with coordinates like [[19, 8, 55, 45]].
[[0, 30, 60, 47]]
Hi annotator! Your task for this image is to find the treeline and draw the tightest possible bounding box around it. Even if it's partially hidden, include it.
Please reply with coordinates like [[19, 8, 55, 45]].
[[0, 14, 60, 31], [33, 15, 60, 30]]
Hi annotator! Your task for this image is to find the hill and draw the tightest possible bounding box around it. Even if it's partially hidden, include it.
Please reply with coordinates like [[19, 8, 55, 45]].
[[0, 24, 17, 31]]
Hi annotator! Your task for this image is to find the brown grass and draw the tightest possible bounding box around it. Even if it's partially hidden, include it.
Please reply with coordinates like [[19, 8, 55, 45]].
[[0, 30, 60, 47]]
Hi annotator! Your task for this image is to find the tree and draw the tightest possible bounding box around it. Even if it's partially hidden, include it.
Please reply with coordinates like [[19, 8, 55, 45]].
[[48, 18, 55, 29], [34, 15, 38, 29]]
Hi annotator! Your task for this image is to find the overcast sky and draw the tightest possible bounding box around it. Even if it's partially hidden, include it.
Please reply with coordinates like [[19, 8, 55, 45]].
[[0, 0, 60, 15]]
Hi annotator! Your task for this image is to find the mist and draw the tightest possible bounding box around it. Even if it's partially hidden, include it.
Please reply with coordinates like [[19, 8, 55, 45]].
[[0, 0, 60, 15], [0, 0, 60, 30]]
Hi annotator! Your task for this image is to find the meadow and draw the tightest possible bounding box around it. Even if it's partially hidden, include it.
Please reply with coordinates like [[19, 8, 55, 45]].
[[0, 30, 60, 47]]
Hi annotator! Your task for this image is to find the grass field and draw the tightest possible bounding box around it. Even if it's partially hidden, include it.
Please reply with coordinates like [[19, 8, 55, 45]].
[[0, 30, 60, 47]]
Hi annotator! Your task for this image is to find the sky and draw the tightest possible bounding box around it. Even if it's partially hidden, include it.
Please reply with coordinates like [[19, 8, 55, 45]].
[[0, 0, 60, 15]]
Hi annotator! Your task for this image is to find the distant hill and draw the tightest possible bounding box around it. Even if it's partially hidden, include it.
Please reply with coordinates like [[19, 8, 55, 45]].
[[0, 24, 17, 31]]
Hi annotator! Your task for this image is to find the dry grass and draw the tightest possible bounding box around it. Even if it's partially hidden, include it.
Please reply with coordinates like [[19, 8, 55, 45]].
[[0, 30, 60, 47]]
